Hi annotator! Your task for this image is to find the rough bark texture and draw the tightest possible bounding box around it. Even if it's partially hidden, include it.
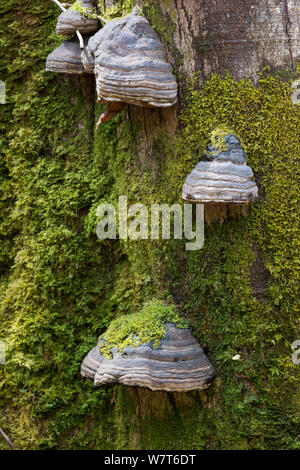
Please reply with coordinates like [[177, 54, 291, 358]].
[[138, 0, 300, 82], [131, 0, 299, 225], [132, 0, 299, 153]]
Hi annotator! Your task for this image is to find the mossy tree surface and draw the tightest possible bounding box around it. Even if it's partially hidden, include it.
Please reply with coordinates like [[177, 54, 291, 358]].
[[0, 0, 299, 450]]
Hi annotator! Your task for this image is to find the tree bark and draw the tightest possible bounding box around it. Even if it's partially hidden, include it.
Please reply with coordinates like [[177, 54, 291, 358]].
[[138, 0, 299, 82], [130, 0, 299, 223], [105, 2, 299, 164], [107, 0, 300, 438]]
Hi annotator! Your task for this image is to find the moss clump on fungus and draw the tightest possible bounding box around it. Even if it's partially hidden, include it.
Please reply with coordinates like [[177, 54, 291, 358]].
[[209, 126, 236, 153], [99, 300, 189, 358], [0, 0, 299, 451], [97, 0, 135, 20], [70, 1, 98, 20]]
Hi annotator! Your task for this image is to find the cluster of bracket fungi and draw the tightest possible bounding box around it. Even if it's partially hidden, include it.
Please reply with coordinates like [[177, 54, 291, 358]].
[[46, 2, 178, 125], [46, 1, 100, 74], [46, 2, 258, 393]]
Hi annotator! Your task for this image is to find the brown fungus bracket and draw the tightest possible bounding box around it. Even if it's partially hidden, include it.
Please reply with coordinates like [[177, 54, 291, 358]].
[[81, 323, 216, 392], [182, 131, 258, 206], [46, 5, 178, 126], [46, 38, 88, 74], [51, 0, 86, 49], [81, 7, 178, 127], [56, 1, 100, 35], [46, 0, 102, 74]]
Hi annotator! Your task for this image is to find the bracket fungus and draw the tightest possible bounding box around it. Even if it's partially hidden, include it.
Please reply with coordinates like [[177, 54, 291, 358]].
[[46, 0, 101, 75], [81, 8, 178, 125], [56, 1, 99, 35], [182, 131, 258, 204], [81, 323, 216, 392], [46, 38, 87, 74]]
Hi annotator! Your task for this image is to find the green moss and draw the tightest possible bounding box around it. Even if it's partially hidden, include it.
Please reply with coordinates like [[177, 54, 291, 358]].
[[97, 0, 135, 20], [0, 0, 299, 452], [210, 126, 235, 152], [168, 73, 300, 449], [100, 300, 189, 358], [70, 1, 98, 19], [143, 1, 174, 45], [0, 0, 115, 450], [142, 1, 182, 69]]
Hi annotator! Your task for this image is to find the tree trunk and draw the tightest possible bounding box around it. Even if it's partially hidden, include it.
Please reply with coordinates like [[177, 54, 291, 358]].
[[138, 0, 299, 82], [0, 0, 299, 450], [102, 0, 300, 449]]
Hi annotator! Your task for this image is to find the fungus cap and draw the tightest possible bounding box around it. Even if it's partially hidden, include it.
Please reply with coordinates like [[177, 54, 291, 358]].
[[81, 323, 216, 392], [81, 8, 178, 107], [182, 132, 258, 204], [46, 39, 87, 74], [56, 2, 99, 35]]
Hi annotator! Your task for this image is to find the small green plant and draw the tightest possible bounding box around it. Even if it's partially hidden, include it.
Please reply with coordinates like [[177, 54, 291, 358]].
[[71, 0, 98, 20], [99, 300, 189, 358], [97, 0, 135, 21]]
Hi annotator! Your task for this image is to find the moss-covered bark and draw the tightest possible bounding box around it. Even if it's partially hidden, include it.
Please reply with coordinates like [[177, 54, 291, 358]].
[[0, 0, 299, 450]]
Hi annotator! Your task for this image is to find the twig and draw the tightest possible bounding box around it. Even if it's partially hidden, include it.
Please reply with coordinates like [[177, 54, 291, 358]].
[[76, 29, 84, 49], [50, 0, 85, 49], [51, 0, 67, 11], [0, 427, 15, 450]]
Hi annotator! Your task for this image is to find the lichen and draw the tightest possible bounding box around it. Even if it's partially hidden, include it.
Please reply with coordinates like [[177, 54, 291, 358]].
[[99, 300, 189, 358]]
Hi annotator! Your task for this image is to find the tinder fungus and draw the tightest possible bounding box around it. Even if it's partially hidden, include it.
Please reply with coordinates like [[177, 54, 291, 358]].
[[182, 132, 258, 204], [46, 39, 86, 74], [81, 323, 216, 392], [81, 8, 178, 107], [56, 2, 99, 35]]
